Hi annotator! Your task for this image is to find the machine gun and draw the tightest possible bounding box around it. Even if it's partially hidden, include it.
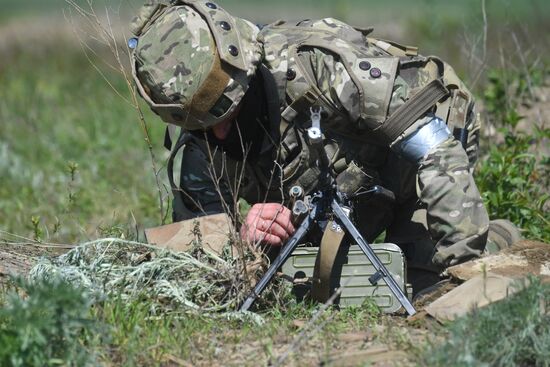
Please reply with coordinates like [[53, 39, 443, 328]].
[[240, 108, 417, 316]]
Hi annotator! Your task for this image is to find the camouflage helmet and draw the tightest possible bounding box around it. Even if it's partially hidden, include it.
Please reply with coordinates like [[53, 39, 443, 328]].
[[129, 1, 262, 130]]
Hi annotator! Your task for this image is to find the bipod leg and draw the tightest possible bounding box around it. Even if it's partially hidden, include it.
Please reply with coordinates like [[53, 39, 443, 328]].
[[330, 199, 417, 316], [240, 205, 319, 311]]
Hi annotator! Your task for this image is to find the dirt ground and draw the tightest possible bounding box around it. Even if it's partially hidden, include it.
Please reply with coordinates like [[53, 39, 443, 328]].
[[0, 240, 425, 366], [5, 241, 548, 366], [0, 242, 72, 285]]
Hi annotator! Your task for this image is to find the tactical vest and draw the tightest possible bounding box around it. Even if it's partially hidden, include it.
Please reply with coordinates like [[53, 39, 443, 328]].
[[256, 18, 480, 198]]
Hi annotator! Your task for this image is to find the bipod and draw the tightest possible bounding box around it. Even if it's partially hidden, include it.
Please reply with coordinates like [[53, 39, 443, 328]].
[[239, 187, 417, 316]]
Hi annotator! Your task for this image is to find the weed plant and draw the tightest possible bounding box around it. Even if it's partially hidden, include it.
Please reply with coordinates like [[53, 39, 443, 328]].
[[0, 276, 381, 366], [0, 279, 100, 367], [419, 277, 550, 367], [477, 68, 550, 241], [477, 131, 549, 241], [0, 45, 166, 242]]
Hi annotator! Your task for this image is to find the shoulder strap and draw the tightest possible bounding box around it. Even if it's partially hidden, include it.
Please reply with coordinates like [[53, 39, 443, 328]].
[[167, 130, 196, 221], [311, 220, 346, 302], [367, 37, 419, 57], [376, 79, 449, 144]]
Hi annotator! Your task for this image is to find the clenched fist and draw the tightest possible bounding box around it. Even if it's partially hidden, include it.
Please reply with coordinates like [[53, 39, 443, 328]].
[[240, 203, 296, 246]]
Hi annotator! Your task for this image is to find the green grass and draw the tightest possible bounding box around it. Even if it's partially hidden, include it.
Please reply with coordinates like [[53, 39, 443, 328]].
[[477, 132, 550, 241], [0, 45, 167, 242], [4, 0, 550, 43], [3, 275, 548, 366], [418, 277, 550, 367], [476, 68, 550, 242], [4, 0, 550, 18], [0, 279, 100, 366], [0, 278, 383, 366]]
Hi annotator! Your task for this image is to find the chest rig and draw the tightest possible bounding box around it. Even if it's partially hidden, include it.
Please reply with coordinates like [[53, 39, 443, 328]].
[[258, 18, 479, 198]]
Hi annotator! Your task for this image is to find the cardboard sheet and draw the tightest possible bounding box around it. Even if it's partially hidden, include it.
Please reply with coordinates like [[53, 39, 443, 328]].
[[145, 213, 233, 256]]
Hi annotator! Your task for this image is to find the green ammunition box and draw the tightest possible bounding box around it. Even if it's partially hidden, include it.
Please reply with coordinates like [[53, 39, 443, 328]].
[[281, 243, 411, 313]]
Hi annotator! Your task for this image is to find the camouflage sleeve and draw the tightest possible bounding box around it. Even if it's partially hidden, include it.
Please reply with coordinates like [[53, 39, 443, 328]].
[[417, 137, 490, 269], [175, 137, 233, 219]]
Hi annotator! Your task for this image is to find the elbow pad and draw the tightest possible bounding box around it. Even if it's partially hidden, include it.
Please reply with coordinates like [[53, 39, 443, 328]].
[[391, 114, 451, 163]]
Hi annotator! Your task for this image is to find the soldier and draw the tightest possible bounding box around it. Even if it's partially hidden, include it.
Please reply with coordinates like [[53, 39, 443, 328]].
[[129, 1, 517, 294]]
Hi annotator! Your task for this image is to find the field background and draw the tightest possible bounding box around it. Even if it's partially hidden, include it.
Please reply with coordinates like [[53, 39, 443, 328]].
[[1, 1, 549, 366], [1, 0, 548, 243]]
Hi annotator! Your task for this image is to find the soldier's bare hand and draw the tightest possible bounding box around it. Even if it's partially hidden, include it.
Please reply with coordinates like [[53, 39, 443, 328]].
[[240, 203, 296, 246]]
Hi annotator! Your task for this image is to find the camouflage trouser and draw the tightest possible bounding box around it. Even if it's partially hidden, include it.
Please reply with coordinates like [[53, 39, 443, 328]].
[[352, 137, 489, 292]]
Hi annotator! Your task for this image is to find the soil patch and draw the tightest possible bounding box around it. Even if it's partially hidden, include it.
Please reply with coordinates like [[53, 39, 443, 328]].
[[0, 242, 71, 284]]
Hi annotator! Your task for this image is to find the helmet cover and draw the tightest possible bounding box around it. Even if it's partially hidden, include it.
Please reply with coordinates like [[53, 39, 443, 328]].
[[131, 1, 262, 130]]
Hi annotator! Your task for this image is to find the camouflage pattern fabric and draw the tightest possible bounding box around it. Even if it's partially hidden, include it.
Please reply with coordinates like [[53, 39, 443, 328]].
[[134, 6, 216, 107], [131, 1, 262, 130], [130, 3, 490, 272], [417, 138, 489, 269]]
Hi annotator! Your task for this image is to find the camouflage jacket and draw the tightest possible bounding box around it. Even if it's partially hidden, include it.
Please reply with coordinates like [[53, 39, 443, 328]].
[[174, 18, 489, 269]]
